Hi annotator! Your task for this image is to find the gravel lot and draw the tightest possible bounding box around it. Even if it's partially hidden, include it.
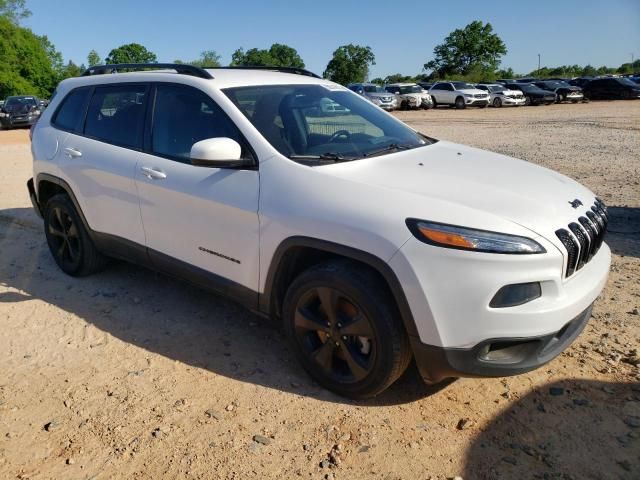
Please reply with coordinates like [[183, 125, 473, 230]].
[[0, 101, 638, 480]]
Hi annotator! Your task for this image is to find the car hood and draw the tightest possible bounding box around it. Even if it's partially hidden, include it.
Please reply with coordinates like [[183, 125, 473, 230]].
[[366, 92, 396, 99], [322, 141, 596, 240], [457, 88, 488, 95]]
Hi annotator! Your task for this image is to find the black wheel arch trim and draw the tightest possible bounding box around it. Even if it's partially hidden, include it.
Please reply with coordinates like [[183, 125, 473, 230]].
[[260, 236, 420, 338]]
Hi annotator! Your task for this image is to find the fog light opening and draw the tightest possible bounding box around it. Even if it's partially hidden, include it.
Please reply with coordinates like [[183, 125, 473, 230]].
[[489, 282, 541, 308]]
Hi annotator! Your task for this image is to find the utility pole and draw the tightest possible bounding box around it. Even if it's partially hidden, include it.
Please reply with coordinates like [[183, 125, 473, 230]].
[[537, 53, 541, 75], [632, 53, 636, 74]]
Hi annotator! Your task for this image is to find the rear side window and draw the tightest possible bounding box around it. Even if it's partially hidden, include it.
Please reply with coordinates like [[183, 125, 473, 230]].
[[52, 88, 90, 133], [85, 85, 147, 148]]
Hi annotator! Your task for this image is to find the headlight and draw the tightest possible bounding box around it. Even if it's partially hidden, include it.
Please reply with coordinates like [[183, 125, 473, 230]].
[[406, 219, 546, 254], [464, 94, 473, 98]]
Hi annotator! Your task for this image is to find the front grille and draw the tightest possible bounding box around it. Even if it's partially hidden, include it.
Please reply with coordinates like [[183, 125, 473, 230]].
[[474, 94, 487, 98], [555, 199, 608, 278]]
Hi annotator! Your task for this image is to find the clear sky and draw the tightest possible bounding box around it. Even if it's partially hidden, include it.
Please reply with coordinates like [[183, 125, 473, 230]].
[[24, 0, 640, 78]]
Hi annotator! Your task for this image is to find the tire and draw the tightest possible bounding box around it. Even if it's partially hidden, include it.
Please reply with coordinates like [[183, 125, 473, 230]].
[[556, 93, 564, 103], [44, 194, 107, 276], [493, 97, 502, 108], [454, 96, 466, 109], [524, 96, 532, 106], [432, 97, 437, 108], [283, 260, 412, 399]]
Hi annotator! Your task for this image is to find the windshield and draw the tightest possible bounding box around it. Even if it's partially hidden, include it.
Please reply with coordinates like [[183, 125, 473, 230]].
[[451, 82, 474, 90], [618, 78, 638, 86], [398, 85, 423, 94], [488, 85, 506, 93], [363, 85, 382, 93], [5, 97, 37, 107], [224, 85, 432, 162]]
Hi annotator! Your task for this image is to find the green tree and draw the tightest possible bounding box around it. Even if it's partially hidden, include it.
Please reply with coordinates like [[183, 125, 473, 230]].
[[58, 60, 85, 80], [581, 65, 597, 76], [0, 0, 30, 24], [323, 44, 375, 85], [370, 77, 384, 85], [87, 50, 102, 67], [105, 43, 157, 64], [424, 21, 506, 78], [383, 73, 415, 84], [230, 43, 305, 68], [0, 17, 59, 97], [192, 50, 222, 68]]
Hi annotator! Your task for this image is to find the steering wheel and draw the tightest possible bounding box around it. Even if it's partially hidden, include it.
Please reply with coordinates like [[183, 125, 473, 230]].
[[328, 130, 351, 143]]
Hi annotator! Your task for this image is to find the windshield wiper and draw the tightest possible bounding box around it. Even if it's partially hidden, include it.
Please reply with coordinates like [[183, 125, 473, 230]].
[[363, 143, 416, 158], [288, 152, 357, 164]]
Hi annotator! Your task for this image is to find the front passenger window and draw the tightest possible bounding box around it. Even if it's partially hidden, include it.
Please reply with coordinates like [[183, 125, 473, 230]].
[[151, 84, 248, 162]]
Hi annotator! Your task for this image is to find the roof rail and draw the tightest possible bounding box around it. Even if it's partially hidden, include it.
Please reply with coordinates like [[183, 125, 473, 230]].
[[81, 63, 213, 80], [208, 66, 322, 78]]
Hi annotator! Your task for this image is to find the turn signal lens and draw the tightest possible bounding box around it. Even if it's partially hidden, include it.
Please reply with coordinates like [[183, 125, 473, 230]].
[[417, 226, 475, 249], [406, 219, 546, 254]]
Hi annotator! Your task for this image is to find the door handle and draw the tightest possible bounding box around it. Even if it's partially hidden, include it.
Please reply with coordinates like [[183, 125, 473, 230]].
[[140, 166, 167, 180], [63, 147, 82, 158]]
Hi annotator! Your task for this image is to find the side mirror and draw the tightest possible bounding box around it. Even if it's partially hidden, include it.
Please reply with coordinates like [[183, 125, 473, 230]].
[[190, 138, 246, 168]]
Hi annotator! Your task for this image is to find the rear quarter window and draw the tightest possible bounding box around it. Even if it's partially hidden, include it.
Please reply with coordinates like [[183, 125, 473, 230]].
[[52, 88, 91, 133]]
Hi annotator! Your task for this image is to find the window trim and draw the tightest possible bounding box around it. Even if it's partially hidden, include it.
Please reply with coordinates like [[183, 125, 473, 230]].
[[145, 82, 258, 168]]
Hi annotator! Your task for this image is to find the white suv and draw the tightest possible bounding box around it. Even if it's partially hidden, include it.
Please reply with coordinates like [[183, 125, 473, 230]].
[[28, 64, 610, 399], [429, 81, 490, 108]]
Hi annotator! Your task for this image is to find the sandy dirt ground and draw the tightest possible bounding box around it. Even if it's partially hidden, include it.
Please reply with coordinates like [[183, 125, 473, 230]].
[[0, 101, 638, 480]]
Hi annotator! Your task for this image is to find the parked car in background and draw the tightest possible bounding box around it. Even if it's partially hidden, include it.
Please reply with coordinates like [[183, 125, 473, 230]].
[[429, 81, 490, 109], [348, 83, 398, 111], [0, 95, 42, 129], [582, 77, 640, 100], [384, 83, 433, 110], [568, 77, 594, 88], [505, 83, 556, 106], [417, 82, 433, 91], [533, 80, 584, 103], [475, 84, 525, 107], [515, 77, 538, 83]]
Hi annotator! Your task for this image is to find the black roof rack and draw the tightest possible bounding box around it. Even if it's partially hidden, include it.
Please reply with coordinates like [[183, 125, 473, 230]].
[[208, 66, 322, 78], [81, 63, 213, 79]]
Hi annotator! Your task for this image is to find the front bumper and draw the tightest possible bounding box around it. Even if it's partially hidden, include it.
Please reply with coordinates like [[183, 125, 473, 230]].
[[412, 303, 593, 383], [465, 98, 489, 105], [0, 115, 38, 127], [501, 97, 525, 106]]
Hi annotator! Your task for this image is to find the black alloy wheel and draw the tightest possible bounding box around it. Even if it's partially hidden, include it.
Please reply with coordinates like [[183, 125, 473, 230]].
[[283, 261, 411, 398], [455, 96, 466, 109], [493, 97, 502, 107], [293, 286, 376, 384], [524, 95, 532, 106], [44, 194, 107, 276], [46, 205, 82, 272]]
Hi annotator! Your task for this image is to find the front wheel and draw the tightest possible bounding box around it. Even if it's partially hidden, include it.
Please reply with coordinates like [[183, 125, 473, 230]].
[[493, 97, 502, 107], [44, 194, 107, 276], [524, 96, 532, 106], [454, 96, 466, 109], [283, 261, 411, 399]]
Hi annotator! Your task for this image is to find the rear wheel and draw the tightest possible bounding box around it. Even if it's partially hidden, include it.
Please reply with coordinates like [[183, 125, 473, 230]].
[[493, 97, 502, 107], [44, 194, 107, 276], [283, 261, 411, 399], [454, 96, 466, 109]]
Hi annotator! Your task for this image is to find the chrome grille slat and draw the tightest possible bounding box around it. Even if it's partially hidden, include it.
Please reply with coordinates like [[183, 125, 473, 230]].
[[555, 200, 607, 278]]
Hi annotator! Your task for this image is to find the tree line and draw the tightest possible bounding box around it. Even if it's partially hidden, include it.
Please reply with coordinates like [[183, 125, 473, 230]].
[[1, 1, 636, 99]]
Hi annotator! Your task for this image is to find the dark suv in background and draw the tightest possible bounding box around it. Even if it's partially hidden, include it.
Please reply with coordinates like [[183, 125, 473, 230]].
[[0, 95, 42, 129], [583, 77, 640, 100], [505, 83, 556, 105]]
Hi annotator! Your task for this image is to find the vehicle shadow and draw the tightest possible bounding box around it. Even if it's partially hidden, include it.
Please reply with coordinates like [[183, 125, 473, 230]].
[[462, 379, 640, 479], [0, 207, 447, 406], [606, 206, 640, 259]]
